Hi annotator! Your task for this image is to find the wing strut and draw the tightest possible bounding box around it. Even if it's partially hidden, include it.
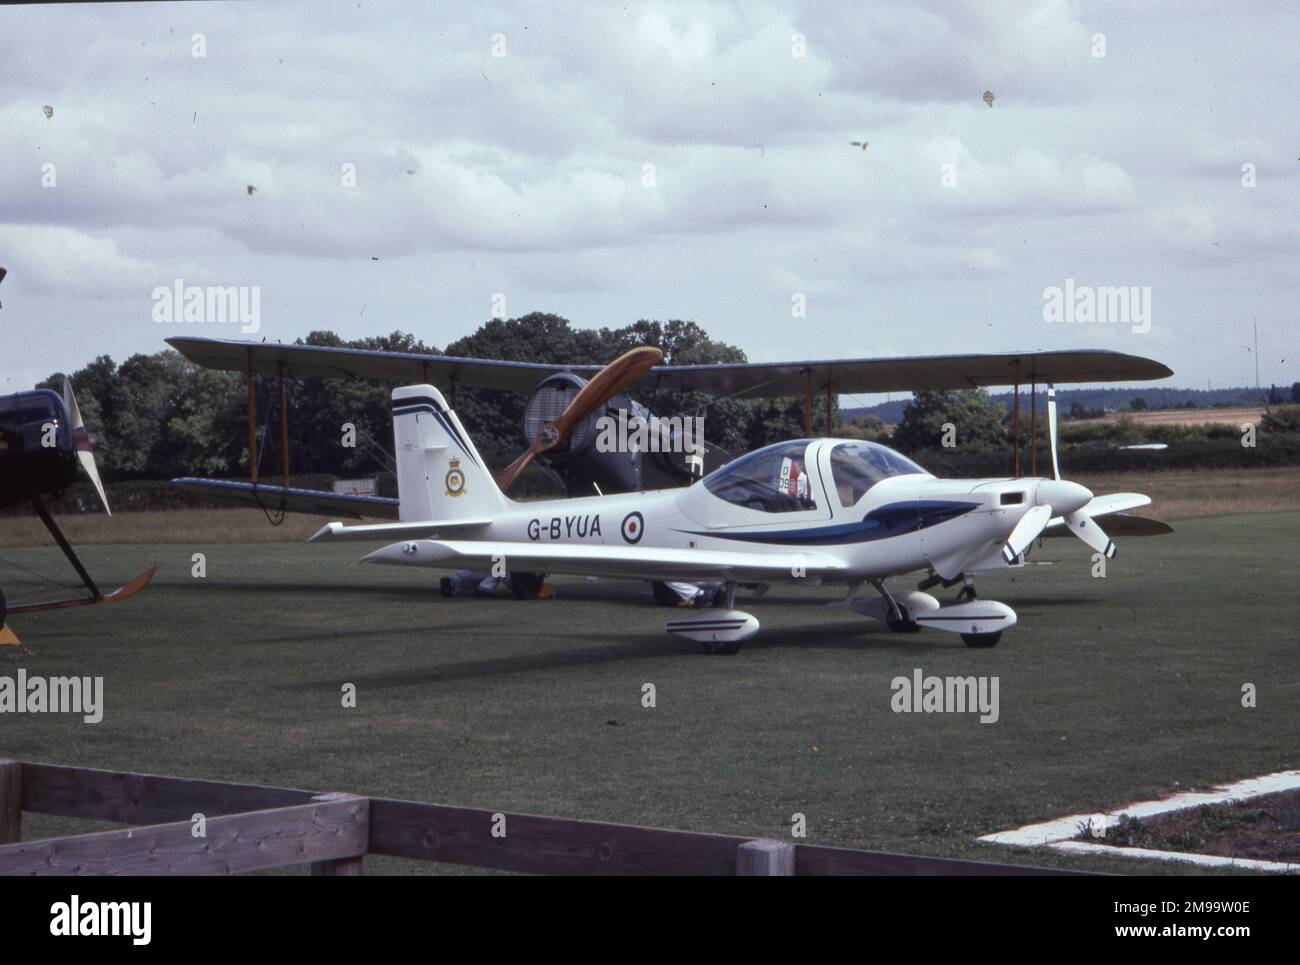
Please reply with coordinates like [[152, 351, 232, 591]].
[[6, 496, 157, 617], [278, 361, 290, 489], [1012, 359, 1021, 477], [802, 368, 812, 436], [246, 347, 259, 484], [31, 495, 100, 600], [1030, 381, 1037, 476], [825, 370, 834, 435]]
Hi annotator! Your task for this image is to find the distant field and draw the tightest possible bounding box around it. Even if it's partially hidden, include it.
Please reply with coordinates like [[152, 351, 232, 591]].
[[3, 513, 1297, 874], [2, 465, 1297, 548], [1075, 406, 1265, 428], [1072, 467, 1300, 520]]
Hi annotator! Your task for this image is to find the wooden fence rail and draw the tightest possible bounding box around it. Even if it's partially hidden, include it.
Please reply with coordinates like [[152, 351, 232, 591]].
[[0, 759, 1088, 876]]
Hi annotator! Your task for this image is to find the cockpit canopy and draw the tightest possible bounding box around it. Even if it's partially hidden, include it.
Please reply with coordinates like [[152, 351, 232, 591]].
[[703, 440, 818, 513], [828, 441, 927, 507], [702, 439, 928, 514]]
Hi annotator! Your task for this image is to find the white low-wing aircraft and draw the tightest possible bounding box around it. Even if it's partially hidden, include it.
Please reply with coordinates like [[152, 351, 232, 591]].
[[309, 383, 1170, 654]]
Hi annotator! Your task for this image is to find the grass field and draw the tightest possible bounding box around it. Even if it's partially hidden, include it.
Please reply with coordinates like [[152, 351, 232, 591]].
[[3, 505, 1298, 874], [4, 467, 1299, 550]]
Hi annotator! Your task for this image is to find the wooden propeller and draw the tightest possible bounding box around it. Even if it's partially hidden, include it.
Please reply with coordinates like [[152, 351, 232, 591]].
[[494, 345, 663, 491]]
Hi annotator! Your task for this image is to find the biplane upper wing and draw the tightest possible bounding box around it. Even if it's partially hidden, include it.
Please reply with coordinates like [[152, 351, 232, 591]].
[[172, 478, 400, 520], [166, 336, 1173, 397]]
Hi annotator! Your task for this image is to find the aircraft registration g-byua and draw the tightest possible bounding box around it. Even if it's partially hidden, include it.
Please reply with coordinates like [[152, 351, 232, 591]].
[[169, 337, 1173, 654]]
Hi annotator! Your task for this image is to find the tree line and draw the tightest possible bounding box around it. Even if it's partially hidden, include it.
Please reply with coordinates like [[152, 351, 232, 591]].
[[36, 312, 1300, 494], [37, 314, 815, 487]]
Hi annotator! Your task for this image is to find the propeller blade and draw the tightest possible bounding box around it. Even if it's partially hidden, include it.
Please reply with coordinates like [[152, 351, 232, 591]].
[[1064, 510, 1116, 558], [1046, 383, 1060, 481], [552, 345, 662, 438], [1002, 504, 1052, 564], [495, 346, 663, 491], [62, 377, 111, 515], [494, 447, 538, 492]]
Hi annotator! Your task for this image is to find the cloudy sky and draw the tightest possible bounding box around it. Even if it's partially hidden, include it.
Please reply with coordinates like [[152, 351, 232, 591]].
[[1, 0, 1296, 402]]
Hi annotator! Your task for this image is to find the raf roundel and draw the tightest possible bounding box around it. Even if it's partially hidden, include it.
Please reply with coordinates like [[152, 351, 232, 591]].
[[621, 511, 644, 544]]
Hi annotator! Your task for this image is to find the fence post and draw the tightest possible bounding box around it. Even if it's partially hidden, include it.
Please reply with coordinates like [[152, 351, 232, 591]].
[[737, 838, 795, 875], [309, 792, 366, 876], [0, 760, 20, 845]]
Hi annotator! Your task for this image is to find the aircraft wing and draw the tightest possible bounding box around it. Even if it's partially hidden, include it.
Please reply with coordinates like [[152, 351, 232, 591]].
[[173, 477, 400, 520], [167, 336, 1173, 397], [361, 539, 849, 583]]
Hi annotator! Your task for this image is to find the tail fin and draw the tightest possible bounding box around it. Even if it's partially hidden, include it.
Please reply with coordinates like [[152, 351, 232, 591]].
[[391, 385, 508, 522]]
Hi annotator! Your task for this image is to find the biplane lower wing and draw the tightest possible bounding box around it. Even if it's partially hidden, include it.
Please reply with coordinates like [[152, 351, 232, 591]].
[[173, 477, 400, 520], [5, 566, 157, 616]]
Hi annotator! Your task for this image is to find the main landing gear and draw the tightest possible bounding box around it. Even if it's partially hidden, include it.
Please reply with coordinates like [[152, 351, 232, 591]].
[[663, 581, 759, 655]]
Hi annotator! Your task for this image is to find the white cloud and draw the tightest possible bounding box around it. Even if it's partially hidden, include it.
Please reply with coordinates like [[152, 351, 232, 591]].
[[0, 224, 157, 296], [0, 0, 1295, 394]]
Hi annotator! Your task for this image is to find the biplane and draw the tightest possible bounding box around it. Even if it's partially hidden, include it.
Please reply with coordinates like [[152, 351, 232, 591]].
[[167, 335, 1172, 650], [0, 379, 157, 645], [1, 265, 154, 645]]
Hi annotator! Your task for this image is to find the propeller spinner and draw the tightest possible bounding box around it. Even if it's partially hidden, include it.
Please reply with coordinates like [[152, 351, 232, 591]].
[[1004, 385, 1116, 560]]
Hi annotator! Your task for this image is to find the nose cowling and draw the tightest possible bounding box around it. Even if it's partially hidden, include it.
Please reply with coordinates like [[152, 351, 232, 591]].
[[1034, 479, 1092, 516]]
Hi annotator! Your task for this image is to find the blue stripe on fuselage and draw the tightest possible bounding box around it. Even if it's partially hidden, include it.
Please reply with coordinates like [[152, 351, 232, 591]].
[[680, 499, 979, 546]]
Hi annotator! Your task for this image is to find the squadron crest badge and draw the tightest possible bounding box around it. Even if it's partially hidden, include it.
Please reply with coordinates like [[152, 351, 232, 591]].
[[444, 457, 467, 497]]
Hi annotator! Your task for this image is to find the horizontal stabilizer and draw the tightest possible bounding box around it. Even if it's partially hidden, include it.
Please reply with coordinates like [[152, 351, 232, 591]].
[[308, 519, 492, 543], [174, 478, 399, 520]]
